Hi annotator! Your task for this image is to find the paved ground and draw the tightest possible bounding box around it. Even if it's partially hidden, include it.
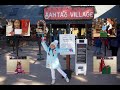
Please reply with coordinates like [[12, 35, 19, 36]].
[[0, 41, 120, 85]]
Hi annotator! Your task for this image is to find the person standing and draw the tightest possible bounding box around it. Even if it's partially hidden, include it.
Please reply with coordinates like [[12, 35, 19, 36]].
[[94, 37, 102, 55], [103, 38, 109, 56], [41, 37, 70, 85], [110, 37, 119, 56], [57, 29, 62, 41], [117, 34, 120, 72]]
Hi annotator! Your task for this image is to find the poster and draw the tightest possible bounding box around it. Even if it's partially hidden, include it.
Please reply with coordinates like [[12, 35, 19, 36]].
[[6, 19, 31, 36], [59, 34, 75, 55], [92, 18, 117, 38]]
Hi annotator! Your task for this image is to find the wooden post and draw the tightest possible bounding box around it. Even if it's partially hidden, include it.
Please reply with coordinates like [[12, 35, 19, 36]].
[[66, 55, 70, 70], [66, 24, 71, 70]]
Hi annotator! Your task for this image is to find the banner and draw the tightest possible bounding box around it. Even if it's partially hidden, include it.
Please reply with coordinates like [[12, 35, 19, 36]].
[[44, 6, 94, 20]]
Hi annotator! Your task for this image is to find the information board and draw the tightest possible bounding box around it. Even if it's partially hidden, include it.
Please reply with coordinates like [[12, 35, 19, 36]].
[[59, 34, 75, 55], [77, 44, 87, 63]]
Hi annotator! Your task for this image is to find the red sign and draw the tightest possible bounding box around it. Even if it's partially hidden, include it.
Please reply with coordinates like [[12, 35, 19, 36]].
[[44, 6, 94, 20]]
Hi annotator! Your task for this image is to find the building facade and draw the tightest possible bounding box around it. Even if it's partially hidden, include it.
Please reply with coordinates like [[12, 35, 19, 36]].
[[0, 5, 120, 39], [0, 5, 119, 24]]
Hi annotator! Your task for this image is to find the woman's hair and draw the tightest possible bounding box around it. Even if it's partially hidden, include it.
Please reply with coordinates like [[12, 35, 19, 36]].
[[13, 19, 21, 30]]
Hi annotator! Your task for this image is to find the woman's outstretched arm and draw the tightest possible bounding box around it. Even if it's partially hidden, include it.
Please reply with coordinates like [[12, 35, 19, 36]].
[[41, 37, 48, 52]]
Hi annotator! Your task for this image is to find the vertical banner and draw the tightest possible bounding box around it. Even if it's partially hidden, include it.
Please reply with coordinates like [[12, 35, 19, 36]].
[[59, 34, 75, 55]]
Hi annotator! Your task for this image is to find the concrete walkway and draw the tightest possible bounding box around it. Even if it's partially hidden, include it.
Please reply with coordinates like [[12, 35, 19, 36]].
[[0, 41, 120, 85]]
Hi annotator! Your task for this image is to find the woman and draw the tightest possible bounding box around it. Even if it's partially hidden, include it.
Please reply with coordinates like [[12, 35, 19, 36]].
[[8, 19, 21, 36], [94, 37, 102, 55], [41, 36, 70, 85], [110, 38, 119, 56]]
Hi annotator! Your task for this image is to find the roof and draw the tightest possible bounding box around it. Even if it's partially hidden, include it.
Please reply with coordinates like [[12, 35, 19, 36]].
[[0, 5, 120, 24]]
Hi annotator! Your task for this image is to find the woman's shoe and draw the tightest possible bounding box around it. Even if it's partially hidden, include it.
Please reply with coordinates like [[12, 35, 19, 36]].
[[51, 79, 55, 85], [65, 76, 69, 83]]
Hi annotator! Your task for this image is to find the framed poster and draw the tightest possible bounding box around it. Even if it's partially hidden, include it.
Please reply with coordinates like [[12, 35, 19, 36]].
[[92, 18, 117, 38], [6, 19, 31, 36], [59, 34, 75, 55]]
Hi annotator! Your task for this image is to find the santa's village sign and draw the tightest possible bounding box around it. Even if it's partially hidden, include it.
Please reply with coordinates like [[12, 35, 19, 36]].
[[44, 6, 95, 20]]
